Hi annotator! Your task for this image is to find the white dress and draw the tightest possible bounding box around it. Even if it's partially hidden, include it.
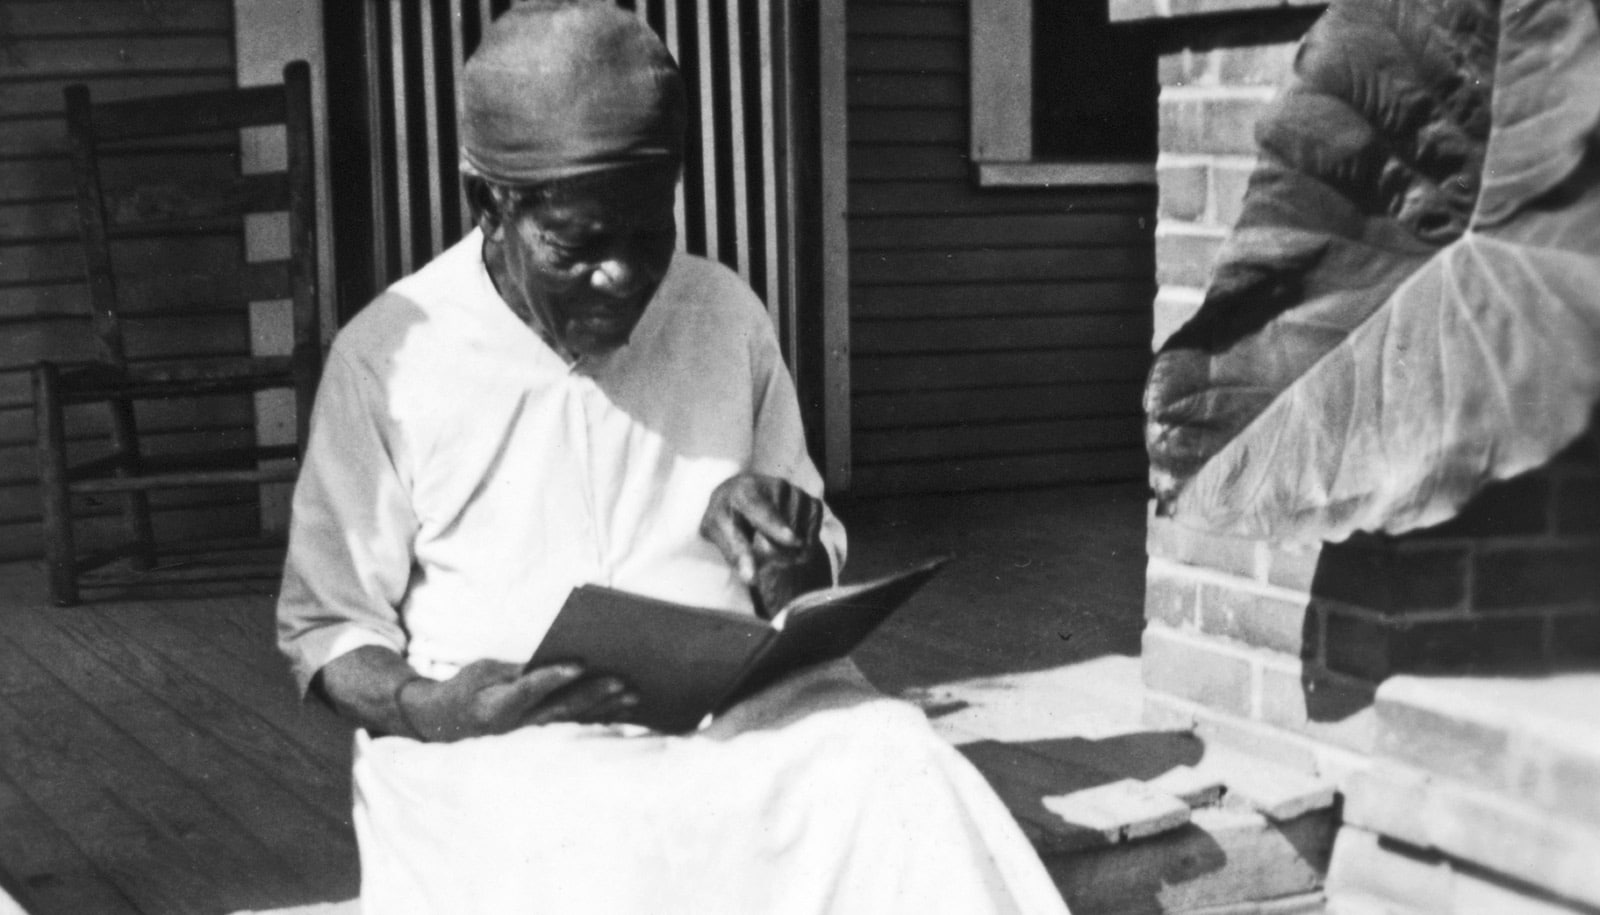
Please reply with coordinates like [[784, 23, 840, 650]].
[[277, 232, 1069, 914]]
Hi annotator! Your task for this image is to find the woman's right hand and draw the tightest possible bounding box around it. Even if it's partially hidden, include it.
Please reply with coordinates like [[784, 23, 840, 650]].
[[399, 660, 639, 742]]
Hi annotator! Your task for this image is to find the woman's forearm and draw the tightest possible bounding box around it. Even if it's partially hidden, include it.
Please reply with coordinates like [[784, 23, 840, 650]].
[[315, 644, 424, 737]]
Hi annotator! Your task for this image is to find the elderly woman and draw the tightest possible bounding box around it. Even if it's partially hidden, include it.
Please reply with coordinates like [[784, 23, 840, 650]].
[[276, 2, 1068, 912]]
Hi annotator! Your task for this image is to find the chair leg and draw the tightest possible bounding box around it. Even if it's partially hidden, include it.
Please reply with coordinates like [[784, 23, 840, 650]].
[[106, 396, 156, 571], [33, 365, 78, 606]]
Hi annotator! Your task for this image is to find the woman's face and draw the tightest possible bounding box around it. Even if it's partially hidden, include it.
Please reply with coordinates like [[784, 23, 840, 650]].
[[486, 164, 679, 359]]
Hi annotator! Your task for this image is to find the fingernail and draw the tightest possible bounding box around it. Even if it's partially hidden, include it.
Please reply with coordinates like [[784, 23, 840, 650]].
[[559, 664, 583, 678], [739, 557, 755, 582]]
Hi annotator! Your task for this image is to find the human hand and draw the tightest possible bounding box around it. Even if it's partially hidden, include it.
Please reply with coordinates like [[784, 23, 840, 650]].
[[398, 660, 638, 742], [700, 473, 833, 618]]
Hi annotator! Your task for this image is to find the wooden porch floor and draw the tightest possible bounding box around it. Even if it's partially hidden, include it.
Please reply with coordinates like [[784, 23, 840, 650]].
[[0, 483, 1148, 914]]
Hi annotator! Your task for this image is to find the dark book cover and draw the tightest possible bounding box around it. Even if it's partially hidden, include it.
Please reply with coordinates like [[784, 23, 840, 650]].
[[525, 556, 950, 733]]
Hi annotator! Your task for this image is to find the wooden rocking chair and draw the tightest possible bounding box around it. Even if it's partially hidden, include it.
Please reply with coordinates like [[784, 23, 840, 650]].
[[33, 61, 322, 605]]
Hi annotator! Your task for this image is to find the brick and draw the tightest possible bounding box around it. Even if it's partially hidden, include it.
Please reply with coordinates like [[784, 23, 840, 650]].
[[1041, 778, 1192, 846], [1474, 544, 1600, 611], [1323, 608, 1398, 682], [1210, 157, 1256, 229], [1157, 161, 1208, 222], [1549, 611, 1600, 663], [1141, 625, 1253, 717], [1215, 41, 1300, 87], [1147, 515, 1259, 577], [1266, 543, 1320, 592], [1159, 93, 1271, 156], [1399, 617, 1547, 673], [1554, 471, 1600, 535], [1197, 581, 1311, 655], [1157, 49, 1211, 89], [1314, 536, 1469, 614], [1310, 540, 1390, 610], [1374, 694, 1511, 790], [1152, 285, 1204, 349], [1421, 472, 1553, 538], [1145, 566, 1199, 627], [1154, 226, 1226, 288], [1259, 662, 1377, 754]]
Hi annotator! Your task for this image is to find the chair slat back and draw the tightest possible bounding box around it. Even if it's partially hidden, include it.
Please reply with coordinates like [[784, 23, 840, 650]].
[[64, 62, 319, 391], [100, 174, 291, 235], [81, 84, 288, 143]]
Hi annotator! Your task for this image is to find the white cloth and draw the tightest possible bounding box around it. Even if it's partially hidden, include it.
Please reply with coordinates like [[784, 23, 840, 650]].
[[354, 661, 1068, 915], [278, 230, 843, 689], [277, 232, 1069, 914]]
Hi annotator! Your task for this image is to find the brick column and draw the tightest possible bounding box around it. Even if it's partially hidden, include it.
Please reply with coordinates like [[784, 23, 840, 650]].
[[1144, 439, 1600, 774], [1141, 8, 1600, 780]]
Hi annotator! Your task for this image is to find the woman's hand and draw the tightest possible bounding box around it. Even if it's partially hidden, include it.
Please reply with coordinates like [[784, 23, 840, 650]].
[[398, 660, 639, 742], [316, 646, 638, 742], [700, 473, 833, 618]]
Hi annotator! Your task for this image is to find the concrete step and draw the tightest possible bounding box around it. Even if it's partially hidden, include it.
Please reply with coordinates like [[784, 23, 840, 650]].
[[1326, 825, 1596, 915], [1337, 672, 1600, 912], [1371, 672, 1600, 824], [1341, 759, 1600, 911]]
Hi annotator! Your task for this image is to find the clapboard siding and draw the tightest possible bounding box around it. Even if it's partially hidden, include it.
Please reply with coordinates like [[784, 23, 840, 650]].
[[854, 314, 1150, 354], [845, 0, 1155, 493], [853, 280, 1156, 319], [854, 382, 1148, 428], [0, 0, 244, 560]]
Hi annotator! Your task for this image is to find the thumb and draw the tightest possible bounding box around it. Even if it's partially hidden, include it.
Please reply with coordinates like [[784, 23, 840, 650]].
[[450, 659, 522, 694]]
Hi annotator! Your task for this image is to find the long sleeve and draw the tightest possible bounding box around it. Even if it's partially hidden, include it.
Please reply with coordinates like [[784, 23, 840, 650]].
[[747, 322, 848, 582], [277, 346, 421, 696]]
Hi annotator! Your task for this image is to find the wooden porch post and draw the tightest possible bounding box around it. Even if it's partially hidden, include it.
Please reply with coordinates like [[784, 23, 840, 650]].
[[818, 0, 852, 493]]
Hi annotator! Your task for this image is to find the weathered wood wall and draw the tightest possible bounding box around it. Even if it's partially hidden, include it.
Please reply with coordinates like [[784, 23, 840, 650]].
[[845, 0, 1156, 494], [0, 0, 252, 560]]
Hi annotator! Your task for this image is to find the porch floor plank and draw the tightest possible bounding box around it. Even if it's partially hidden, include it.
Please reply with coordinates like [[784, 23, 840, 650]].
[[0, 566, 359, 915], [14, 604, 357, 866], [88, 598, 353, 771], [0, 759, 139, 914], [0, 643, 268, 915]]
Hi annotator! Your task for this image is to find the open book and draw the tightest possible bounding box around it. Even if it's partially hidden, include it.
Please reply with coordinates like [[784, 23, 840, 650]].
[[525, 556, 950, 733]]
